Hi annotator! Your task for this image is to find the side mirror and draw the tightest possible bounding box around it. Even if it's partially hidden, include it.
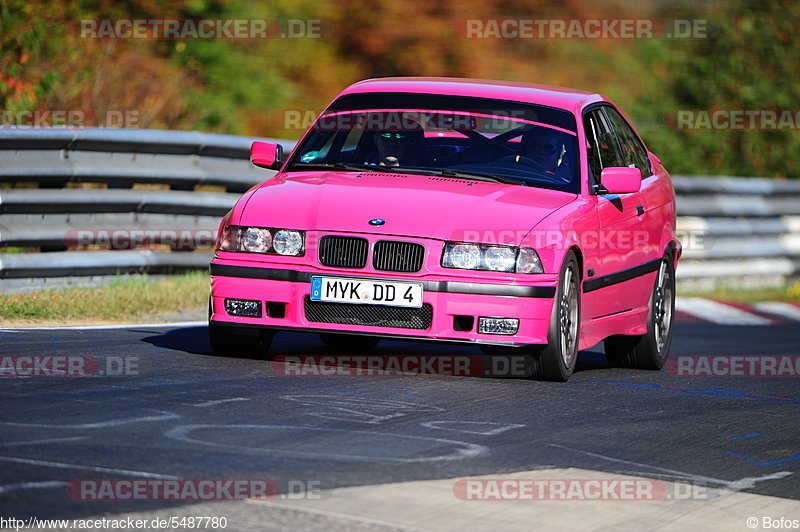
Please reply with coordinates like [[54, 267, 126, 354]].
[[600, 167, 641, 194], [250, 141, 284, 170]]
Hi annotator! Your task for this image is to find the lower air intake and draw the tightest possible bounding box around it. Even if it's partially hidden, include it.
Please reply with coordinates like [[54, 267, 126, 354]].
[[304, 298, 433, 330]]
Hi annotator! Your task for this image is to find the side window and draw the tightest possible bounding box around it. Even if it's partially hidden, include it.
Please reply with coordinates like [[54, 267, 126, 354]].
[[602, 106, 652, 178], [583, 109, 624, 183]]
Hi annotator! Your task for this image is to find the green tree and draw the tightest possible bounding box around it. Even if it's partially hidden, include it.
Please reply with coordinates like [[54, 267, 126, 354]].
[[635, 0, 800, 177]]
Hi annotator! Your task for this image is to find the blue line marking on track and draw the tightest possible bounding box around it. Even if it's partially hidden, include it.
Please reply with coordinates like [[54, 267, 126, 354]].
[[727, 452, 800, 466], [729, 433, 761, 440]]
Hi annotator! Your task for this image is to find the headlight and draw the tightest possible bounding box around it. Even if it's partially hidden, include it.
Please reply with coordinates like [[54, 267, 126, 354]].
[[443, 243, 481, 270], [483, 246, 516, 272], [442, 242, 543, 274], [242, 227, 272, 253], [273, 230, 304, 256], [216, 225, 304, 256]]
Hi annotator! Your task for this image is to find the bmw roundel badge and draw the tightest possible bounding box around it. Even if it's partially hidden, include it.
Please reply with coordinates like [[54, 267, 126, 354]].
[[368, 218, 386, 226]]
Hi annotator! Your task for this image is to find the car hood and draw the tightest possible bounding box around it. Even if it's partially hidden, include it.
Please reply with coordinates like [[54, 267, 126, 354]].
[[237, 171, 576, 244]]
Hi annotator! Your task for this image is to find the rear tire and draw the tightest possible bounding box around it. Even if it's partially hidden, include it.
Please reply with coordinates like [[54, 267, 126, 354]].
[[604, 253, 675, 370], [530, 251, 581, 382]]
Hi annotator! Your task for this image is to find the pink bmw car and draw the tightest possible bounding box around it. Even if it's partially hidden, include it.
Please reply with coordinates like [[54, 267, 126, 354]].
[[209, 77, 680, 381]]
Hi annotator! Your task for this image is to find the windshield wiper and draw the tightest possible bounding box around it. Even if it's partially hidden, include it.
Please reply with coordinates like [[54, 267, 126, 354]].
[[289, 162, 440, 176], [288, 162, 524, 185], [438, 169, 526, 186], [288, 162, 379, 172]]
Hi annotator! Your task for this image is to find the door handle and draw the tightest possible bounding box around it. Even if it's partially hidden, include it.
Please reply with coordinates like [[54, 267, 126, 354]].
[[637, 204, 645, 216]]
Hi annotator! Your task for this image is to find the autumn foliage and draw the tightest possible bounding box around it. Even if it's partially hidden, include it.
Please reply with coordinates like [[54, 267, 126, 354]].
[[1, 0, 798, 177]]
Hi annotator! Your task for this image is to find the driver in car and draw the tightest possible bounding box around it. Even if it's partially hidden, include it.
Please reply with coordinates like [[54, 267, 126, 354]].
[[370, 123, 425, 167], [515, 127, 565, 173]]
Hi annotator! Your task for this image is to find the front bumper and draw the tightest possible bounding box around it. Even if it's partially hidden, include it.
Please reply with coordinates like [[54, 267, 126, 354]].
[[209, 260, 557, 346]]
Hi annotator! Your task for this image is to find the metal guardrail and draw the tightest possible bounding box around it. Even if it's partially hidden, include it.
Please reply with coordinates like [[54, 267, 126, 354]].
[[0, 128, 291, 191], [0, 189, 241, 214], [0, 128, 797, 292], [0, 249, 212, 278], [672, 177, 800, 288], [0, 128, 296, 292]]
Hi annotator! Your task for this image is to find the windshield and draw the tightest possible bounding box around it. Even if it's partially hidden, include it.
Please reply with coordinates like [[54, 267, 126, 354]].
[[284, 92, 580, 193]]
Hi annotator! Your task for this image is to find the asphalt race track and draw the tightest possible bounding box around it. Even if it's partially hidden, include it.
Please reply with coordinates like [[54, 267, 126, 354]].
[[1, 316, 799, 525]]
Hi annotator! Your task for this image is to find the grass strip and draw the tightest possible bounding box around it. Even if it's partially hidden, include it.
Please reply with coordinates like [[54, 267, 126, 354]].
[[1, 272, 798, 324], [679, 283, 800, 303], [0, 271, 208, 322]]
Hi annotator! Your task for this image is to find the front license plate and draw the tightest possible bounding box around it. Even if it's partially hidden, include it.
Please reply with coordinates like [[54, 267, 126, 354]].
[[310, 276, 423, 308]]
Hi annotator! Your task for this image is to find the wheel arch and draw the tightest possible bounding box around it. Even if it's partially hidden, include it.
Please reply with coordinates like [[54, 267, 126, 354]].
[[568, 245, 584, 279], [664, 239, 680, 268]]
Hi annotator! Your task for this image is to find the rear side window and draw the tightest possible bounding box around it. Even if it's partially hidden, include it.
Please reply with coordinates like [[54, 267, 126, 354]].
[[602, 106, 652, 178]]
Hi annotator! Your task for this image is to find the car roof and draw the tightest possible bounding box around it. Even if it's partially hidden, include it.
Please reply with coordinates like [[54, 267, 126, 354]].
[[340, 77, 607, 114]]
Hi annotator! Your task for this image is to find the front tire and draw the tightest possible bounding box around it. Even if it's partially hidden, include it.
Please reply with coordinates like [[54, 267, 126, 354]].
[[530, 251, 581, 381], [604, 253, 675, 370]]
